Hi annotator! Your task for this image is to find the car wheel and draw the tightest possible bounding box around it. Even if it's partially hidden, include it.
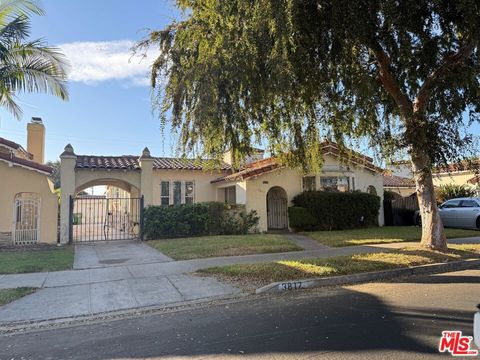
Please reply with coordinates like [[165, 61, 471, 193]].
[[476, 217, 480, 230]]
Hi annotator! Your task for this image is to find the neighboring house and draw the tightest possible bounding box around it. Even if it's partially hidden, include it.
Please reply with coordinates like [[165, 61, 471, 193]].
[[387, 159, 480, 192], [383, 173, 416, 197], [0, 118, 58, 245], [59, 142, 384, 243]]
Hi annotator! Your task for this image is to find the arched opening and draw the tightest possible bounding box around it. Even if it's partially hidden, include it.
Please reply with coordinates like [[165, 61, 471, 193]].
[[13, 192, 40, 245], [266, 186, 288, 230], [367, 185, 377, 195], [72, 181, 141, 242]]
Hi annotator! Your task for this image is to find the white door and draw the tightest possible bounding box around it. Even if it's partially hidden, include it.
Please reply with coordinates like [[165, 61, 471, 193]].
[[13, 193, 40, 245]]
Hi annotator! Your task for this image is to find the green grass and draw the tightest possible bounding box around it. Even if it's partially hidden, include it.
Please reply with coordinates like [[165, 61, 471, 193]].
[[147, 234, 302, 260], [302, 226, 480, 247], [0, 248, 74, 274], [199, 244, 480, 286], [0, 287, 36, 306]]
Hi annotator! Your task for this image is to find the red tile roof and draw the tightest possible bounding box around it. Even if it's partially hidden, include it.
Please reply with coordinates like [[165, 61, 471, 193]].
[[75, 155, 231, 171], [212, 143, 381, 184], [383, 174, 415, 188], [211, 157, 280, 183], [0, 152, 53, 174], [0, 137, 33, 159]]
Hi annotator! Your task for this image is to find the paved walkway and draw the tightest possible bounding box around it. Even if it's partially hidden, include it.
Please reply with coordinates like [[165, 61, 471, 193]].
[[286, 233, 330, 250]]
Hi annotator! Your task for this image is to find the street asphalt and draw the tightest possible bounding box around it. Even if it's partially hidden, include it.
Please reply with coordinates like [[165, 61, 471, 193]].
[[1, 268, 479, 359]]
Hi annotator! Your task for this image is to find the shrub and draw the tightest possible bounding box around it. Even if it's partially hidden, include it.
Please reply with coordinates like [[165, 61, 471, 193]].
[[144, 202, 259, 239], [291, 191, 381, 230], [436, 184, 477, 203], [288, 207, 317, 230]]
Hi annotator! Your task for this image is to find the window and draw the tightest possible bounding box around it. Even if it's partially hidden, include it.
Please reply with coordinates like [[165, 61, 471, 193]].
[[185, 181, 194, 204], [367, 185, 377, 195], [460, 200, 479, 208], [160, 180, 195, 205], [320, 177, 337, 191], [225, 186, 236, 205], [320, 177, 349, 192], [302, 176, 316, 191], [160, 181, 170, 206], [441, 199, 461, 208], [173, 181, 182, 205]]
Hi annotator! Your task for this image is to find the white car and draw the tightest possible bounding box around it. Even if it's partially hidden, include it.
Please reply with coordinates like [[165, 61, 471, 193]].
[[415, 198, 480, 229]]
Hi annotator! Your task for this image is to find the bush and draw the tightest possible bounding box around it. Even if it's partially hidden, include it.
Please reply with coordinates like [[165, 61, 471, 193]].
[[436, 184, 477, 203], [144, 202, 259, 239], [290, 191, 381, 230], [288, 207, 317, 231]]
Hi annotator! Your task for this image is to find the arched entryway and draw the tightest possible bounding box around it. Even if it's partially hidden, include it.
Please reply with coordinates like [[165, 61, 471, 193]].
[[266, 186, 288, 230], [71, 179, 142, 243]]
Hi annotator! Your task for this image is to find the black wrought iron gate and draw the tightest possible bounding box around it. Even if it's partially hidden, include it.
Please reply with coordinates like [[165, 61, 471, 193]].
[[69, 196, 144, 242]]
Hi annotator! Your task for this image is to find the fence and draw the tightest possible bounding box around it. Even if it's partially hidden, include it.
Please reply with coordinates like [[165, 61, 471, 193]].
[[384, 195, 419, 226]]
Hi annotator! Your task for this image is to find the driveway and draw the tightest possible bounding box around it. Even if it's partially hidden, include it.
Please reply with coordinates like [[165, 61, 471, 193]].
[[0, 241, 240, 325], [73, 240, 173, 269]]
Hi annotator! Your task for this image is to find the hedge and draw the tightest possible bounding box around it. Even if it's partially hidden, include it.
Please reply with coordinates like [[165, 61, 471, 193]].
[[144, 202, 259, 239], [290, 191, 381, 230]]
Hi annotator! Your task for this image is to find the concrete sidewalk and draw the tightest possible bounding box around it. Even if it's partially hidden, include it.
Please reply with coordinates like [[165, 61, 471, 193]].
[[0, 274, 240, 324]]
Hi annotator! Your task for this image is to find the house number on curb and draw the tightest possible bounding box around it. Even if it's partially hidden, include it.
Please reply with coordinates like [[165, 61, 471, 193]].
[[279, 282, 303, 290]]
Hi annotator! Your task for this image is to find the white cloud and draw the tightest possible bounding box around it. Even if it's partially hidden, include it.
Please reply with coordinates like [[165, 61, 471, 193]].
[[58, 40, 159, 86]]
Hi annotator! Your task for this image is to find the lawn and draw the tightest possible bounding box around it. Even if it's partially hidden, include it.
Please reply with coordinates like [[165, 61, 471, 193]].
[[0, 287, 36, 306], [199, 244, 480, 286], [302, 226, 480, 247], [0, 247, 74, 274], [147, 234, 302, 260]]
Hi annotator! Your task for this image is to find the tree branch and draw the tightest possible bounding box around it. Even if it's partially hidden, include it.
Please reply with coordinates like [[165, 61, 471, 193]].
[[414, 36, 478, 113], [371, 46, 413, 119]]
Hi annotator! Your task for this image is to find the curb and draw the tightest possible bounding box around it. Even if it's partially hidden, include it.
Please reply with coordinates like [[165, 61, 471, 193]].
[[255, 258, 480, 294], [0, 292, 249, 335]]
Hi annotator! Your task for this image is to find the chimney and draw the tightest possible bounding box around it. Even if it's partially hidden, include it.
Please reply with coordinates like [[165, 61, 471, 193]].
[[27, 117, 45, 164]]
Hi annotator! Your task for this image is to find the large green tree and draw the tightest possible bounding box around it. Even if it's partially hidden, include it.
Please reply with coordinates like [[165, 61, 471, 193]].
[[138, 0, 480, 251], [0, 0, 68, 118]]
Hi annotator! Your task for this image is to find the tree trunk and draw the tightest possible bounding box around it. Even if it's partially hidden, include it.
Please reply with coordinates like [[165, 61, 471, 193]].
[[410, 146, 447, 251]]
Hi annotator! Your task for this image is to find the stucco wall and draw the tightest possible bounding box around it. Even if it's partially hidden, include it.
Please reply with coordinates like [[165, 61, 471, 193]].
[[0, 161, 58, 244], [151, 169, 228, 205], [432, 171, 477, 187], [75, 169, 141, 193]]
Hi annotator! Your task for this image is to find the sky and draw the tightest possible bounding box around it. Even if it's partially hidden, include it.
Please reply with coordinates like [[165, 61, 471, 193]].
[[0, 0, 181, 162], [0, 1, 478, 164]]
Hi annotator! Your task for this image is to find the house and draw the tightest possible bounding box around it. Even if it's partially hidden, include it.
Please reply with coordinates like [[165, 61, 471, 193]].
[[59, 142, 384, 243], [386, 159, 480, 195], [383, 173, 416, 197], [0, 118, 58, 245]]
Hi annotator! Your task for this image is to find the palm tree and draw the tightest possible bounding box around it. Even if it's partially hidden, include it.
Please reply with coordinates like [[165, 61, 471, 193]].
[[0, 0, 68, 118]]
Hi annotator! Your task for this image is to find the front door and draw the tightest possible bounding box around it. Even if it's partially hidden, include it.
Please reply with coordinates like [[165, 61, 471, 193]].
[[267, 187, 288, 230]]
